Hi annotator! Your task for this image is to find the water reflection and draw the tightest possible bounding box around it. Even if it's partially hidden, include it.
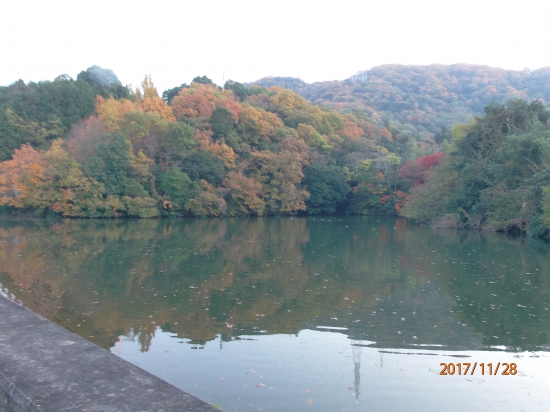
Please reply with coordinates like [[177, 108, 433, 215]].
[[3, 217, 550, 410], [1, 217, 550, 354]]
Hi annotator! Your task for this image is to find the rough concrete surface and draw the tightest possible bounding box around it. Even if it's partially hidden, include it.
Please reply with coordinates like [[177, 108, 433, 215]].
[[0, 295, 221, 411]]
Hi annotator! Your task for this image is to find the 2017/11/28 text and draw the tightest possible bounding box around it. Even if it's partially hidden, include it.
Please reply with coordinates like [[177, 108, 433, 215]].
[[439, 362, 517, 376]]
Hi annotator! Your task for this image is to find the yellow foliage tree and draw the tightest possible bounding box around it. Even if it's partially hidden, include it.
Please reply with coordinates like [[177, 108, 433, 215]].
[[139, 75, 175, 121], [195, 129, 236, 168], [268, 88, 309, 117], [239, 104, 283, 138], [95, 96, 136, 132], [248, 137, 309, 213]]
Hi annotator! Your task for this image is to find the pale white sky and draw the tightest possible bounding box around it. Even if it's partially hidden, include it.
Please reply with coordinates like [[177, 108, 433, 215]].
[[1, 0, 549, 93]]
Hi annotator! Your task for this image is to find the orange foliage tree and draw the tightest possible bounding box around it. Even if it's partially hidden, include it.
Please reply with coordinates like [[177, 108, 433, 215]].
[[195, 129, 236, 168], [171, 83, 221, 119], [0, 144, 46, 208]]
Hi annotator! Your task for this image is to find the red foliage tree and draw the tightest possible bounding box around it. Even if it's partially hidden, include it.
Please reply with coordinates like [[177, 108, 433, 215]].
[[400, 152, 444, 186]]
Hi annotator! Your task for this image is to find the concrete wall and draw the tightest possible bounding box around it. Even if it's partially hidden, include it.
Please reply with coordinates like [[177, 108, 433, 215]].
[[0, 294, 221, 412]]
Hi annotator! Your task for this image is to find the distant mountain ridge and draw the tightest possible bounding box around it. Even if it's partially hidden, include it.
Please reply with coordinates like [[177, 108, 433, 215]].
[[248, 64, 550, 140]]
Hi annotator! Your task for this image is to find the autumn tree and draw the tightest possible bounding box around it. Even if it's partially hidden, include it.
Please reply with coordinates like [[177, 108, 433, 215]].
[[31, 141, 123, 217], [162, 83, 188, 104], [67, 116, 107, 164], [223, 171, 264, 216], [248, 137, 309, 214], [0, 141, 124, 217], [95, 95, 136, 132], [118, 111, 167, 160], [171, 83, 220, 120], [185, 180, 227, 216], [0, 144, 46, 208], [139, 75, 175, 121], [0, 68, 418, 219], [195, 129, 236, 168]]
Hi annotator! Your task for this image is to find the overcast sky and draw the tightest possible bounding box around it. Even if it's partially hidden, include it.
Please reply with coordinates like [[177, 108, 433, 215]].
[[2, 0, 549, 93]]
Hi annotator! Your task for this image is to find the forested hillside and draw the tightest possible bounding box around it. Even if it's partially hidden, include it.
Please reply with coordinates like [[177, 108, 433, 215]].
[[2, 65, 550, 239], [0, 67, 419, 219], [250, 64, 550, 141], [403, 100, 550, 238], [0, 66, 130, 162]]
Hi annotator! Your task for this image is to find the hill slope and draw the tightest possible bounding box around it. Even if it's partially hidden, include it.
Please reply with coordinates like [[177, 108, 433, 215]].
[[250, 64, 550, 140]]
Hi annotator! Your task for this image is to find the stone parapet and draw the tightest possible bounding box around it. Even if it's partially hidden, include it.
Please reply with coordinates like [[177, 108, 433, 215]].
[[0, 294, 221, 411]]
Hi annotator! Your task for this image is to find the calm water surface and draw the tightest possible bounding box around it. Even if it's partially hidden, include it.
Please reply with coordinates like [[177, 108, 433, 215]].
[[1, 216, 550, 411]]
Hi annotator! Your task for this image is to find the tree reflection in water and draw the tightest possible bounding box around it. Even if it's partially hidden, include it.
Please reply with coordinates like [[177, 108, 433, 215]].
[[1, 216, 550, 354]]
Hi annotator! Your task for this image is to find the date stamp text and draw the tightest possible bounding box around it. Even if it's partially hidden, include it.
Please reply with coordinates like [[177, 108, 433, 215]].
[[439, 362, 517, 376]]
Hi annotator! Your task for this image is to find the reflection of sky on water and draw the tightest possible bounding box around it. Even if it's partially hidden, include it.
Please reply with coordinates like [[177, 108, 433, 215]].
[[112, 328, 550, 412], [2, 216, 550, 410]]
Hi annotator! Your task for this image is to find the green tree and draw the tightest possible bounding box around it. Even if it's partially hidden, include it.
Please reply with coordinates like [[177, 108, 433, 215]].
[[158, 166, 195, 212], [404, 100, 550, 236], [302, 163, 349, 214], [181, 151, 226, 185], [192, 76, 215, 86], [158, 121, 198, 166], [210, 106, 235, 140], [0, 76, 96, 160], [224, 80, 249, 101], [87, 133, 140, 197]]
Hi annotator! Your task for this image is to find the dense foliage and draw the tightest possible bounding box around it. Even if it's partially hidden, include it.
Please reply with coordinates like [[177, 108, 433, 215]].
[[0, 66, 133, 162], [0, 70, 418, 219], [403, 100, 550, 238], [251, 64, 550, 142], [2, 66, 550, 238]]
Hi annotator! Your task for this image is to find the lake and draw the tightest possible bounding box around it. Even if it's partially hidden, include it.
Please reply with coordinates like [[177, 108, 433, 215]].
[[1, 216, 549, 411]]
